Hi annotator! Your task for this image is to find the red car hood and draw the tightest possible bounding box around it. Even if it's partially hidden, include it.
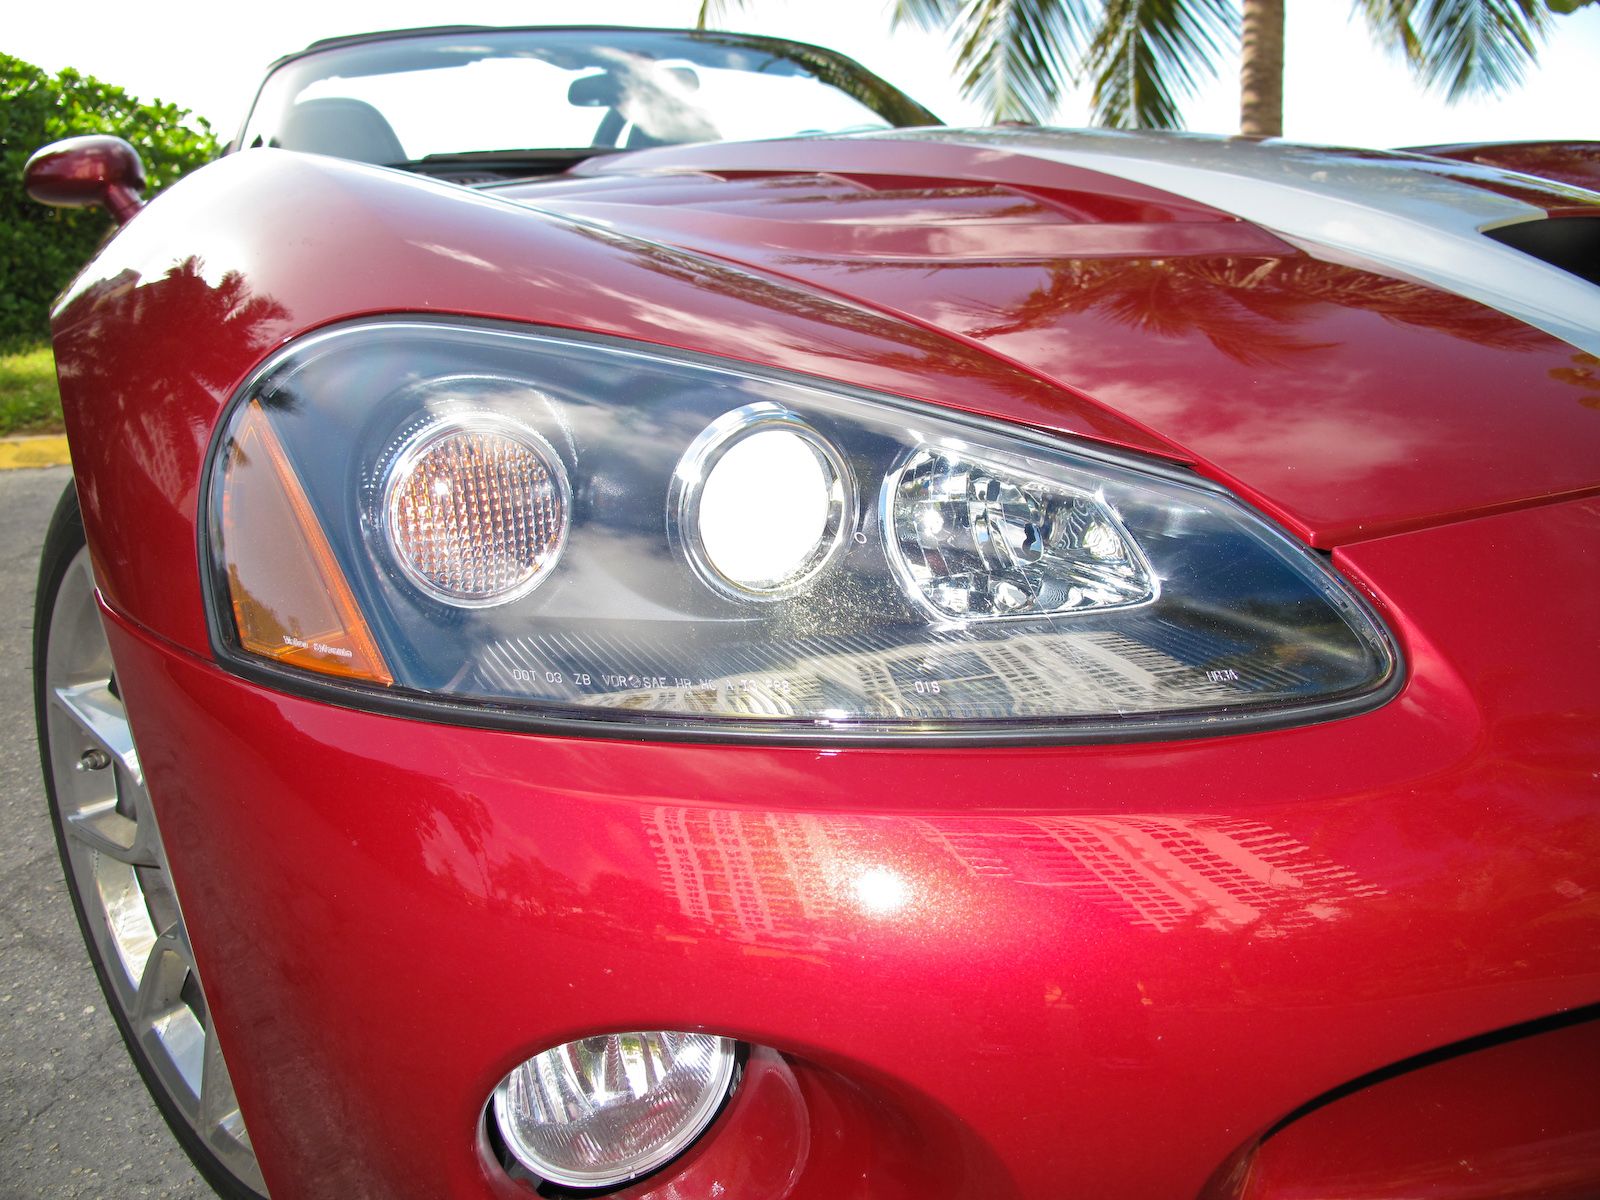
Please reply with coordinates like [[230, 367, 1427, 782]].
[[1409, 139, 1600, 192], [499, 129, 1600, 547]]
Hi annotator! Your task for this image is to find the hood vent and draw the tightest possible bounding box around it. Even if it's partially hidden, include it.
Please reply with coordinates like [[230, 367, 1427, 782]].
[[534, 169, 1288, 262], [1487, 215, 1600, 287]]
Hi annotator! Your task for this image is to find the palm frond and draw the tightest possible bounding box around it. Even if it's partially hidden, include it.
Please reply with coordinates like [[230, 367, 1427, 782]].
[[1398, 0, 1549, 98], [697, 0, 743, 29], [1354, 0, 1424, 64], [942, 0, 1099, 122], [1086, 0, 1237, 129], [892, 0, 970, 29]]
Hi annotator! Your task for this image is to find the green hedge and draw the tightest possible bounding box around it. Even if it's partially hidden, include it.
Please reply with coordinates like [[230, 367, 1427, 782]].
[[1, 55, 221, 349]]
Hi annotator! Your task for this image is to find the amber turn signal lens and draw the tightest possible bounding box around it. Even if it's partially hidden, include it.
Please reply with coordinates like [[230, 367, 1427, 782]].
[[220, 401, 392, 684]]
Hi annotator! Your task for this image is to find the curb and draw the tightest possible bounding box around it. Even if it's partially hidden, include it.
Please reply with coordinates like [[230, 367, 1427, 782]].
[[0, 436, 71, 470]]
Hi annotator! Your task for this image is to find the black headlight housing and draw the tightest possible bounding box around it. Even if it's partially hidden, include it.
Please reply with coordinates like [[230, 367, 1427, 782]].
[[202, 318, 1399, 743]]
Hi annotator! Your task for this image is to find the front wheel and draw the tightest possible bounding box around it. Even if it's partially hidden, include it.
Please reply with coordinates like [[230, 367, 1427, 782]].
[[34, 484, 268, 1199]]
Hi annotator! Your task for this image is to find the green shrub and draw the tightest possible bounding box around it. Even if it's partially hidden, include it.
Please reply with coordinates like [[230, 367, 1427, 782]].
[[0, 55, 221, 349]]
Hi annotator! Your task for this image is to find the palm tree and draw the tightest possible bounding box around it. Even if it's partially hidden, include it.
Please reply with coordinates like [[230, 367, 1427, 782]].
[[1239, 0, 1283, 137], [1240, 0, 1562, 136], [697, 0, 1574, 137]]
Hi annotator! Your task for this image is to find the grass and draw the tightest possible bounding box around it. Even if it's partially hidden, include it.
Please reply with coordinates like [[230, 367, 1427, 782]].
[[0, 343, 64, 436]]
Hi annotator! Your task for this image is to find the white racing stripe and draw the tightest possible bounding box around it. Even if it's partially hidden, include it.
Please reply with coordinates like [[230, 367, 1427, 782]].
[[883, 127, 1600, 357]]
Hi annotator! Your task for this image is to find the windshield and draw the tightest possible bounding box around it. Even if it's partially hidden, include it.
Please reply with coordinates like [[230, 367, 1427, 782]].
[[238, 27, 939, 169]]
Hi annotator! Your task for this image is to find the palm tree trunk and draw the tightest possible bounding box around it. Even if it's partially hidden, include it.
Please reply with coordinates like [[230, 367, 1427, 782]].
[[1240, 0, 1285, 137]]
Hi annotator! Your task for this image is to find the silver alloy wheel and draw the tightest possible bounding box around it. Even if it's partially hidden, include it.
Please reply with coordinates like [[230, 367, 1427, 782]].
[[43, 546, 267, 1195]]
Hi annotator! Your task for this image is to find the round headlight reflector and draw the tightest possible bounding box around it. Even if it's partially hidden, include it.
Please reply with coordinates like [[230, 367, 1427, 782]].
[[383, 414, 569, 607], [492, 1031, 737, 1188], [675, 403, 851, 599]]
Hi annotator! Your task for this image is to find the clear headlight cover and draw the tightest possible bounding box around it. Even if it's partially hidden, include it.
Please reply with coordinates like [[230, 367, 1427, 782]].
[[492, 1032, 737, 1188], [205, 320, 1397, 741]]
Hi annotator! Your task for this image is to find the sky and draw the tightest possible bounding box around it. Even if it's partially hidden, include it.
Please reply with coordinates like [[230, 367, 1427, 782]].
[[8, 0, 1599, 148]]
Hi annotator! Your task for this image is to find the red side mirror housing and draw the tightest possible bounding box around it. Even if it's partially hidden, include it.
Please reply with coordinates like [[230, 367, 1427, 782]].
[[24, 135, 147, 226]]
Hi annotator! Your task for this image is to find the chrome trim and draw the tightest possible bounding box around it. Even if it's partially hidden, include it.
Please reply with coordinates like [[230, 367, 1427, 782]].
[[669, 401, 855, 601]]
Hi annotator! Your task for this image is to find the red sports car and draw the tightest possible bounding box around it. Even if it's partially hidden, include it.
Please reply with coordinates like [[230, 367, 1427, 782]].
[[26, 24, 1600, 1200]]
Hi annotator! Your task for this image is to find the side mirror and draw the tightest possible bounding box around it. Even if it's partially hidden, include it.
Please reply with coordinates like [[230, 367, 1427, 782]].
[[24, 135, 147, 226]]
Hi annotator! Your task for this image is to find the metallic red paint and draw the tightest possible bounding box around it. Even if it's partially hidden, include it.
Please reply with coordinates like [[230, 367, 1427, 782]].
[[524, 137, 1600, 547], [50, 149, 1171, 661], [1411, 140, 1600, 193], [47, 133, 1600, 1198], [96, 488, 1599, 1198], [1227, 1018, 1600, 1199], [24, 134, 147, 224]]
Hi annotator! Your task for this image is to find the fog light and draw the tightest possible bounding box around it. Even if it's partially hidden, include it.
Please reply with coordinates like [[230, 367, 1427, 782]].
[[674, 403, 850, 598], [382, 413, 570, 607], [492, 1031, 737, 1188]]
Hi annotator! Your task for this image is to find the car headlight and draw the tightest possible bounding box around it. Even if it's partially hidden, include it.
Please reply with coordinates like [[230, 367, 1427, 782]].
[[204, 319, 1397, 740]]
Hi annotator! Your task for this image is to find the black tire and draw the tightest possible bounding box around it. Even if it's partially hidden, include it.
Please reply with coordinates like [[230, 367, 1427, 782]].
[[34, 482, 267, 1200]]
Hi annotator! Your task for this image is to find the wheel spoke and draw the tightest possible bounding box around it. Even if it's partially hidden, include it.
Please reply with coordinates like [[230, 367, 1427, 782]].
[[46, 540, 267, 1193], [131, 925, 193, 1028], [64, 800, 161, 867], [200, 1022, 246, 1140], [198, 1012, 269, 1194], [203, 1025, 269, 1193], [52, 680, 142, 785], [52, 678, 164, 866]]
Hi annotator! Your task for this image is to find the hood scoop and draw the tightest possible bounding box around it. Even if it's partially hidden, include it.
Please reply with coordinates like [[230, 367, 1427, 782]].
[[530, 167, 1289, 262]]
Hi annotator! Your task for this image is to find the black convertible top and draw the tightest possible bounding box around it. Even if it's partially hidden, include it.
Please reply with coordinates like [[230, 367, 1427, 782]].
[[273, 24, 854, 72]]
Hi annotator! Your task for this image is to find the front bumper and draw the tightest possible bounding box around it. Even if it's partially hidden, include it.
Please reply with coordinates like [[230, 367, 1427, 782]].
[[106, 496, 1600, 1200]]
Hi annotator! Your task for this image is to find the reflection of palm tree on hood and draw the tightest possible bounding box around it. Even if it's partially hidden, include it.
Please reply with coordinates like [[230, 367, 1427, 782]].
[[57, 256, 290, 400], [1554, 351, 1600, 407], [969, 255, 1549, 366], [51, 256, 290, 499]]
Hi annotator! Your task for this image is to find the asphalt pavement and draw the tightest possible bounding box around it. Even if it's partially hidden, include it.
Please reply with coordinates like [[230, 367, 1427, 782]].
[[0, 466, 210, 1199]]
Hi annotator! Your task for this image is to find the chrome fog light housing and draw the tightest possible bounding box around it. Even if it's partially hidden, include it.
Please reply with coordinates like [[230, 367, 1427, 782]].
[[492, 1031, 738, 1188]]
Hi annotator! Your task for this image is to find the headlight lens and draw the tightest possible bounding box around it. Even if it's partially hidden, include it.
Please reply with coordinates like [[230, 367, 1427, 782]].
[[674, 402, 851, 599], [493, 1032, 737, 1188], [382, 409, 570, 607], [206, 320, 1397, 740], [887, 446, 1153, 618]]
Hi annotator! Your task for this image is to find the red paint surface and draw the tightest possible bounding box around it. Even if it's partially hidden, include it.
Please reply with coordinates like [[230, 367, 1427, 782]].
[[1411, 140, 1600, 193], [96, 491, 1600, 1198], [1228, 1019, 1600, 1200], [51, 149, 1173, 659], [528, 137, 1600, 547]]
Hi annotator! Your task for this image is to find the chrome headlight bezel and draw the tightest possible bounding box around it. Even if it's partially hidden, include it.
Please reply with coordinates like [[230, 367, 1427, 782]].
[[669, 401, 856, 602], [199, 316, 1403, 746], [879, 443, 1161, 623]]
